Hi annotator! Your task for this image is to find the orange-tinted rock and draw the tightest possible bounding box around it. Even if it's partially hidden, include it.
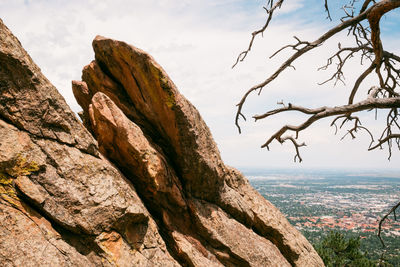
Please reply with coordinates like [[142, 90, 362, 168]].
[[76, 36, 324, 266], [88, 92, 226, 265], [89, 92, 186, 211], [90, 36, 225, 200], [72, 80, 91, 113]]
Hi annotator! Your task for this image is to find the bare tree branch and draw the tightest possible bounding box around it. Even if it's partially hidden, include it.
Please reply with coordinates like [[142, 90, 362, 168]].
[[324, 0, 332, 21], [235, 0, 400, 157], [254, 97, 400, 121], [233, 0, 400, 254], [232, 0, 284, 68], [235, 4, 375, 133], [360, 0, 375, 14], [318, 44, 371, 86], [254, 97, 400, 160], [348, 62, 376, 104], [378, 200, 400, 247]]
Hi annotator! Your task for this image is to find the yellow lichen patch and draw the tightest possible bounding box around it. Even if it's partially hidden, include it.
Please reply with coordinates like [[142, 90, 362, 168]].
[[159, 75, 176, 109], [0, 154, 40, 207], [0, 172, 13, 185], [6, 154, 40, 177], [0, 181, 19, 207], [0, 170, 18, 206]]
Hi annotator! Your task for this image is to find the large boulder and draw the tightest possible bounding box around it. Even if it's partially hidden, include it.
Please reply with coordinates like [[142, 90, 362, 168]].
[[73, 36, 324, 266]]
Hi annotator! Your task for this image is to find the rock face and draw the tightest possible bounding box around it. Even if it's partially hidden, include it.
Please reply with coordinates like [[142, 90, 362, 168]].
[[0, 19, 177, 267], [0, 18, 324, 267]]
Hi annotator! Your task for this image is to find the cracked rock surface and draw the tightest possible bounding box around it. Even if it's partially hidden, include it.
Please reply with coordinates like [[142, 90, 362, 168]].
[[0, 19, 324, 266], [0, 19, 177, 267]]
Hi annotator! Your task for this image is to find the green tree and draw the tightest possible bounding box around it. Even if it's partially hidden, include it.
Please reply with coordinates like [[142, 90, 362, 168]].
[[315, 231, 376, 267]]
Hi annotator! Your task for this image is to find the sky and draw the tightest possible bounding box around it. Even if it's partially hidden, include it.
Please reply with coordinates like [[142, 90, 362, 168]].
[[1, 0, 399, 171]]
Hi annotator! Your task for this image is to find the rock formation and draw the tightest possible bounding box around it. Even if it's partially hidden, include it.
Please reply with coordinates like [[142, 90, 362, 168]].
[[0, 18, 324, 266]]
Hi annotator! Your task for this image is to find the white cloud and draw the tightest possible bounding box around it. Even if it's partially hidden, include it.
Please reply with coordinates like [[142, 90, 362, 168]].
[[1, 0, 398, 170]]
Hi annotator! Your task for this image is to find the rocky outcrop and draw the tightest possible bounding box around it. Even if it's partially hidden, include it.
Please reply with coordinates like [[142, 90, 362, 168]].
[[0, 19, 177, 266], [73, 36, 324, 266], [1, 17, 324, 266]]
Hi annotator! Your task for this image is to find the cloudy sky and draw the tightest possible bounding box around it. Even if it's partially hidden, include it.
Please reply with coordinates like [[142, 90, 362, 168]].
[[1, 0, 399, 171]]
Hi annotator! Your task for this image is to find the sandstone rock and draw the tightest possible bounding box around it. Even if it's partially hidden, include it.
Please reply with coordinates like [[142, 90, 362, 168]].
[[88, 92, 187, 211], [75, 35, 324, 266], [89, 36, 225, 200], [0, 199, 96, 267], [0, 15, 324, 266], [0, 19, 97, 156], [191, 199, 291, 266], [88, 92, 224, 265]]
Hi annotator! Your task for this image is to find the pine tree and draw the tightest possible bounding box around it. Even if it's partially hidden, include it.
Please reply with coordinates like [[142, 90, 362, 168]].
[[315, 231, 376, 267]]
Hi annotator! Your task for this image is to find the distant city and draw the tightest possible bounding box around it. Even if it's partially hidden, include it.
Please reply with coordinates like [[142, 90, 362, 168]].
[[245, 169, 400, 265]]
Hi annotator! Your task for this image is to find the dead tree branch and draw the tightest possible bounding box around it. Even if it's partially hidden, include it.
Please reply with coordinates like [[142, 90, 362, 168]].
[[254, 96, 400, 160], [232, 0, 284, 68], [378, 200, 400, 247], [234, 0, 400, 156], [234, 0, 400, 250], [234, 3, 373, 133]]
